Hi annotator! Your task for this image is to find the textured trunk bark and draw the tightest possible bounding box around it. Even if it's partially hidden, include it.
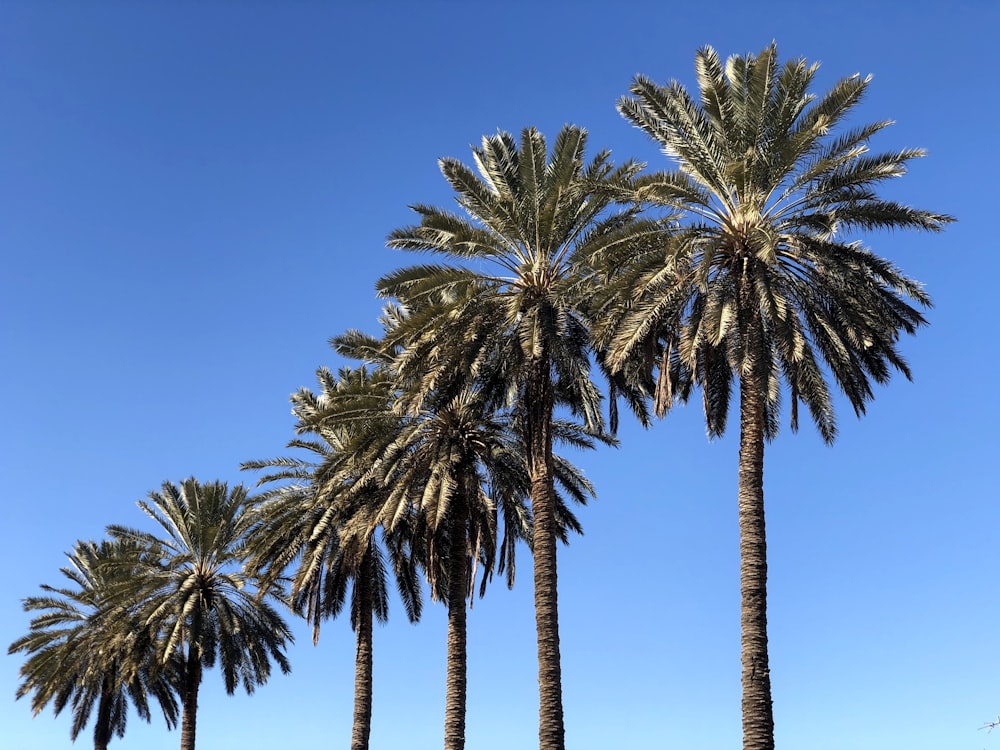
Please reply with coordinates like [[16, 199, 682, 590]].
[[179, 647, 201, 750], [526, 357, 564, 750], [351, 552, 374, 750], [738, 374, 774, 750], [443, 495, 469, 750], [93, 673, 114, 750]]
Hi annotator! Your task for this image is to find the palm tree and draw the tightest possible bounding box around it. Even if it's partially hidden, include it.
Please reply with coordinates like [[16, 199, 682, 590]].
[[242, 365, 422, 750], [600, 44, 953, 750], [8, 538, 179, 750], [403, 398, 606, 750], [377, 125, 642, 750], [108, 479, 293, 750]]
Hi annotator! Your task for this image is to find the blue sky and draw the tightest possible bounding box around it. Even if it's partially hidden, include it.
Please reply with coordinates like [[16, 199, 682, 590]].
[[1, 2, 996, 748]]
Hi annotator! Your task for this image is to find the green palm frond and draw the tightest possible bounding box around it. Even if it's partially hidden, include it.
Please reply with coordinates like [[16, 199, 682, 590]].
[[107, 479, 292, 704]]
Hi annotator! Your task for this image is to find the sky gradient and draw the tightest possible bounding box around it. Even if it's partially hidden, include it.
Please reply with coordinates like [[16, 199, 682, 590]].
[[2, 2, 997, 749]]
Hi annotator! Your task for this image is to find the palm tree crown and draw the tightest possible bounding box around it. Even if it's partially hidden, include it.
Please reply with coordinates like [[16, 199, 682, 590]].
[[599, 44, 952, 750], [608, 43, 952, 437]]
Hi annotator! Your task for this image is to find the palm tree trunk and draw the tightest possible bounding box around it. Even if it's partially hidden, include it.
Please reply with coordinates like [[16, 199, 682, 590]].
[[738, 373, 774, 750], [93, 673, 114, 750], [179, 648, 202, 750], [351, 551, 375, 750], [444, 498, 469, 750], [526, 358, 564, 750]]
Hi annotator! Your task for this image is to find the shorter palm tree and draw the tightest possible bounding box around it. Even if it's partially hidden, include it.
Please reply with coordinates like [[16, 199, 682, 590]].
[[108, 479, 293, 750], [9, 538, 179, 750], [374, 391, 601, 750], [242, 366, 422, 750]]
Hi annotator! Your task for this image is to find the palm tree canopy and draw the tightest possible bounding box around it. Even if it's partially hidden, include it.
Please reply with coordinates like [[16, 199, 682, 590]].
[[601, 43, 953, 441], [242, 365, 424, 642], [376, 125, 650, 430], [8, 538, 179, 744], [108, 479, 293, 696]]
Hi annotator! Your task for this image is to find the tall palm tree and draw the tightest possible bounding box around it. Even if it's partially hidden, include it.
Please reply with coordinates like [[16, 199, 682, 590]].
[[242, 365, 422, 750], [8, 538, 179, 750], [108, 479, 293, 750], [600, 44, 952, 750], [377, 125, 642, 750]]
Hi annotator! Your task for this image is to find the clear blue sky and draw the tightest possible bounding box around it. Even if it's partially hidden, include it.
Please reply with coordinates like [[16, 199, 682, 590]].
[[2, 2, 996, 749]]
